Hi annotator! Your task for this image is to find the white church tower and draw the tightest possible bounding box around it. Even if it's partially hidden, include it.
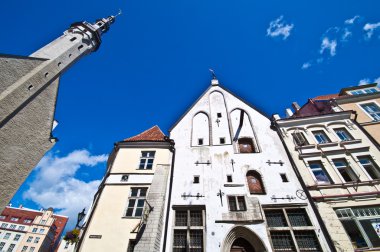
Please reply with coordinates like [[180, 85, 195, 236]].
[[165, 74, 332, 251], [0, 15, 117, 210]]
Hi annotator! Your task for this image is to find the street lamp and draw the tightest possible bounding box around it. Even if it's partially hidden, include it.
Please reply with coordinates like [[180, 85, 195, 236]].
[[76, 208, 86, 229]]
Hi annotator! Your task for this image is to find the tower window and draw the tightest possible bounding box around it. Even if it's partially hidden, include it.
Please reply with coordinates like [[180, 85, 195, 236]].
[[219, 137, 225, 144], [217, 113, 222, 118], [198, 138, 203, 145], [125, 188, 147, 217], [193, 176, 200, 184], [280, 173, 289, 182], [227, 175, 233, 183], [139, 151, 155, 169]]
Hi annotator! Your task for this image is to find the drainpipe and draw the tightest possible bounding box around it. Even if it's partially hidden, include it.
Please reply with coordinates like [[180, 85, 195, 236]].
[[270, 117, 337, 252], [162, 137, 175, 252]]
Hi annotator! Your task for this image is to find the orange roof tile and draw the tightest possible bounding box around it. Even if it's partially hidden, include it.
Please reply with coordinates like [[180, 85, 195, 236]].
[[313, 93, 340, 100], [124, 125, 166, 142]]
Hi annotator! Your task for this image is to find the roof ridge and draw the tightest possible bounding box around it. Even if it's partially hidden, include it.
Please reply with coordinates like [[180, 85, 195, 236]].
[[123, 125, 166, 142]]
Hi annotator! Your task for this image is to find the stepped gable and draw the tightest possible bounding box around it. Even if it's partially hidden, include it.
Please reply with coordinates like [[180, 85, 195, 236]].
[[124, 125, 166, 142]]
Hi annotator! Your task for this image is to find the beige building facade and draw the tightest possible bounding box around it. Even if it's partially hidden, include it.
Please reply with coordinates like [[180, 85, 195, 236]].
[[273, 99, 380, 251], [77, 126, 174, 252]]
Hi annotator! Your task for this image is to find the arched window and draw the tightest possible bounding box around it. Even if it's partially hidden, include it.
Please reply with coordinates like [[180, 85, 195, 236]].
[[238, 138, 256, 153], [246, 171, 265, 194]]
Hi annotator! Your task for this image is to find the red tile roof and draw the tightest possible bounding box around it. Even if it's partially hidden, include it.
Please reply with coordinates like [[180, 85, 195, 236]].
[[124, 125, 166, 142], [313, 93, 340, 100]]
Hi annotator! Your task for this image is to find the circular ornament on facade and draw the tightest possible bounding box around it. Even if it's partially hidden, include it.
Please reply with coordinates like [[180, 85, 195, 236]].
[[296, 189, 307, 200]]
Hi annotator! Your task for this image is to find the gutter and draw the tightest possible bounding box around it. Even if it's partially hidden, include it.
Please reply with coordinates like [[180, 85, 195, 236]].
[[270, 118, 337, 252]]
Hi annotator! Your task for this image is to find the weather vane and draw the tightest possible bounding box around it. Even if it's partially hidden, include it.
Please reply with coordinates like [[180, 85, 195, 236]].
[[209, 68, 217, 79], [115, 9, 122, 17]]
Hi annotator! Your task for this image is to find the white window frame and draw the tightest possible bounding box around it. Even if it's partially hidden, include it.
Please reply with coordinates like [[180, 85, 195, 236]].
[[333, 127, 353, 142], [332, 158, 358, 183], [138, 151, 155, 170], [13, 234, 21, 241], [312, 130, 331, 144], [125, 187, 147, 217], [307, 160, 332, 184], [358, 101, 380, 122], [357, 156, 380, 180]]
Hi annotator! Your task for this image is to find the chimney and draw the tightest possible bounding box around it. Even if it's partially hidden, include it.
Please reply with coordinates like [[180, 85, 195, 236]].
[[285, 108, 293, 118], [292, 102, 300, 111]]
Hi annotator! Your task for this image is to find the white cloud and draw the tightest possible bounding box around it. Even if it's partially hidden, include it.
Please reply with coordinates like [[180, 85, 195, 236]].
[[364, 22, 380, 39], [358, 78, 371, 85], [320, 37, 337, 56], [23, 150, 108, 229], [345, 15, 360, 25], [301, 62, 311, 70], [341, 28, 352, 41], [375, 77, 380, 85], [266, 16, 294, 40]]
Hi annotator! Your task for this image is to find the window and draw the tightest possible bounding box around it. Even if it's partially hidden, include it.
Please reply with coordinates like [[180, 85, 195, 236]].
[[280, 173, 288, 182], [265, 208, 320, 252], [334, 128, 353, 141], [246, 171, 265, 194], [125, 188, 147, 217], [217, 112, 222, 118], [34, 237, 40, 243], [40, 220, 46, 225], [308, 161, 331, 184], [1, 223, 8, 228], [29, 247, 35, 252], [121, 175, 129, 182], [193, 176, 199, 184], [23, 219, 32, 224], [0, 242, 4, 250], [238, 138, 256, 153], [27, 236, 33, 242], [292, 132, 309, 146], [10, 217, 19, 222], [9, 225, 16, 229], [312, 130, 331, 144], [351, 88, 379, 95], [14, 234, 21, 241], [39, 228, 44, 234], [228, 196, 246, 211], [7, 244, 15, 252], [358, 156, 380, 179], [21, 246, 28, 252], [336, 207, 380, 249], [4, 233, 11, 240], [64, 242, 69, 249], [173, 207, 205, 252], [227, 175, 233, 183], [361, 102, 380, 121], [333, 159, 358, 182], [219, 137, 225, 144], [198, 138, 203, 145], [0, 216, 6, 220], [32, 228, 37, 233], [139, 151, 155, 169], [18, 226, 25, 231]]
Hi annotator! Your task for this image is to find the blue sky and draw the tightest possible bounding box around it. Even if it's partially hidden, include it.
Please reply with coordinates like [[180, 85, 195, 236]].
[[2, 0, 380, 230]]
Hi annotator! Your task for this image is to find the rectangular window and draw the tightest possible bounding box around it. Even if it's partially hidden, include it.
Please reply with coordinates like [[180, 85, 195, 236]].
[[0, 242, 5, 250], [21, 246, 28, 252], [27, 236, 33, 242], [228, 196, 246, 211], [121, 175, 129, 182], [9, 225, 16, 229], [227, 175, 233, 183], [333, 159, 357, 182], [312, 130, 331, 144], [292, 132, 309, 146], [358, 156, 380, 179], [1, 223, 8, 228], [4, 233, 11, 240], [0, 216, 5, 220], [10, 217, 19, 222], [125, 188, 147, 217], [40, 220, 46, 225], [32, 228, 37, 233], [29, 247, 35, 252], [39, 229, 44, 234], [308, 161, 331, 184], [193, 176, 200, 184], [198, 138, 203, 145], [14, 234, 21, 241], [34, 237, 40, 243], [219, 137, 225, 144], [334, 128, 353, 141], [265, 208, 321, 252], [217, 112, 222, 118], [280, 173, 288, 182], [23, 219, 32, 224], [138, 151, 155, 169], [7, 244, 15, 252], [361, 102, 380, 121], [18, 226, 25, 231], [173, 207, 205, 252]]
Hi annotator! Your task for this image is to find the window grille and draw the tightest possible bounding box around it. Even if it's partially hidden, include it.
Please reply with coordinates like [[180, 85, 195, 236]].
[[294, 231, 322, 251], [292, 132, 309, 146], [265, 210, 288, 227], [270, 231, 296, 251], [286, 209, 311, 227]]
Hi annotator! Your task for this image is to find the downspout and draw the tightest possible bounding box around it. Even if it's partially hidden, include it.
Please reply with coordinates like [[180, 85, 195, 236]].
[[162, 137, 175, 252], [270, 118, 337, 252], [75, 145, 117, 251]]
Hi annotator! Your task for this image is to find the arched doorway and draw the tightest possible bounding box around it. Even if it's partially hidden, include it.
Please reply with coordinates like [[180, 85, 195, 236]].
[[222, 226, 267, 252], [230, 238, 255, 252]]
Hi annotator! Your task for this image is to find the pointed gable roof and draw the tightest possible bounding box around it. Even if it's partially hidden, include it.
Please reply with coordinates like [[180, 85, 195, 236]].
[[123, 125, 166, 142]]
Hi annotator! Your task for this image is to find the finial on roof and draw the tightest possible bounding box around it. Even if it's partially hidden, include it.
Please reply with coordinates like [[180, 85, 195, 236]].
[[115, 9, 122, 17], [209, 68, 219, 86]]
